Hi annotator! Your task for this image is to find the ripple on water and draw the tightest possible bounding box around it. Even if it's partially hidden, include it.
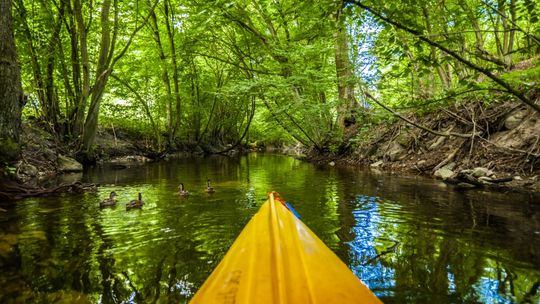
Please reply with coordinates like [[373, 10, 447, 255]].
[[1, 155, 538, 304]]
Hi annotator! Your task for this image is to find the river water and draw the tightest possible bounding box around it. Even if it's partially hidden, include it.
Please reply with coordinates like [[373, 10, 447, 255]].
[[0, 154, 538, 303]]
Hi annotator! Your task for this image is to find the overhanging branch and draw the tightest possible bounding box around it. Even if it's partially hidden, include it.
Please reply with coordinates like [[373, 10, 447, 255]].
[[346, 0, 540, 114]]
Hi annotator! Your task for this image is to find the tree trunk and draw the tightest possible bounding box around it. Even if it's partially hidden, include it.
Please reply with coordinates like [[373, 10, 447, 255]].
[[15, 0, 46, 113], [503, 0, 516, 66], [334, 3, 359, 128], [72, 0, 91, 139], [82, 0, 113, 153], [497, 0, 516, 67], [165, 0, 182, 142], [422, 6, 451, 90], [461, 0, 507, 68], [44, 2, 66, 134], [190, 56, 202, 142], [150, 8, 174, 145], [0, 0, 23, 161]]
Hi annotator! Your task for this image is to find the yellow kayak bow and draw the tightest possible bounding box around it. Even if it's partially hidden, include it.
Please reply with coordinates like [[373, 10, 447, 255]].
[[190, 192, 381, 304]]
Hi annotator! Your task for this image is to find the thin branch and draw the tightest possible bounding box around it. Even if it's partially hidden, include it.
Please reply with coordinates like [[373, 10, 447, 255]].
[[111, 0, 159, 67], [260, 96, 309, 146], [362, 89, 478, 138], [198, 66, 221, 145], [393, 88, 496, 110], [191, 51, 277, 75], [479, 137, 540, 158], [361, 241, 399, 266], [110, 74, 161, 147]]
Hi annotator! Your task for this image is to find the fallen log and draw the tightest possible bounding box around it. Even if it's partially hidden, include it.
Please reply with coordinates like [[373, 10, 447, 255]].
[[486, 177, 514, 183]]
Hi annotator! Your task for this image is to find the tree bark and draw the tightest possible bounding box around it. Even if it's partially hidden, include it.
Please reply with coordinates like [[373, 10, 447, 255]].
[[81, 0, 113, 153], [150, 8, 173, 144], [81, 0, 157, 154], [15, 0, 45, 110], [422, 6, 452, 90], [72, 0, 91, 139], [334, 2, 359, 128], [0, 0, 23, 161], [165, 0, 182, 142], [502, 0, 516, 66]]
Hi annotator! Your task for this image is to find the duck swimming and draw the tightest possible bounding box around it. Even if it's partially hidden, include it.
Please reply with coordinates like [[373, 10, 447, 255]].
[[100, 191, 117, 207], [126, 192, 144, 209], [205, 179, 215, 193], [178, 183, 189, 196]]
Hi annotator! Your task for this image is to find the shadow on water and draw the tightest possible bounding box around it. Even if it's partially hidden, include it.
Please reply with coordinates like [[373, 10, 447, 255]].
[[0, 154, 538, 303]]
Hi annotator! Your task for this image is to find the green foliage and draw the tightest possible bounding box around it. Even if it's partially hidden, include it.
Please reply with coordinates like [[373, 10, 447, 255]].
[[248, 110, 295, 147], [501, 60, 540, 86], [354, 0, 540, 115], [12, 0, 540, 154]]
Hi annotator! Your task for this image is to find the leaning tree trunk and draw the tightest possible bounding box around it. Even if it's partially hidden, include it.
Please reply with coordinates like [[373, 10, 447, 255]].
[[0, 0, 23, 162]]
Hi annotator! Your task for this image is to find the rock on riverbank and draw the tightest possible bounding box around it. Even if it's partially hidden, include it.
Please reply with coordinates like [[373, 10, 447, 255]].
[[335, 99, 540, 195]]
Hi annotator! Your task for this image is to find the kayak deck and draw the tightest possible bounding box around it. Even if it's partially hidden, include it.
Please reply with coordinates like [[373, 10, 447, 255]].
[[190, 192, 381, 303]]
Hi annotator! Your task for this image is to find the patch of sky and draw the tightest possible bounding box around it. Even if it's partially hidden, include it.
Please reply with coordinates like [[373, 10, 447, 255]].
[[347, 194, 395, 296], [347, 13, 383, 108], [348, 14, 382, 82], [474, 278, 514, 304]]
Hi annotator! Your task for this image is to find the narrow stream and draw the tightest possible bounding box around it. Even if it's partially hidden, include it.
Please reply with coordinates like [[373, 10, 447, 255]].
[[1, 154, 538, 303]]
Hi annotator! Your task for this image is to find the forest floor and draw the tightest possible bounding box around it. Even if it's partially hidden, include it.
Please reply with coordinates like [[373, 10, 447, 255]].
[[317, 97, 540, 197]]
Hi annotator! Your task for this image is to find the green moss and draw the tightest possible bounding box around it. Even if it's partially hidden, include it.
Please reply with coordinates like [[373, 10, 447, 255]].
[[502, 64, 540, 86], [0, 137, 20, 163]]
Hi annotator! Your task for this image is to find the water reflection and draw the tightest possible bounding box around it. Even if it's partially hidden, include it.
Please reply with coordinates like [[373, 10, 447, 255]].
[[342, 183, 539, 303], [0, 154, 538, 303]]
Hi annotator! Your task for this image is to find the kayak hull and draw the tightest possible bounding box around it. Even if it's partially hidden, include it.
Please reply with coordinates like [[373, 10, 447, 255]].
[[190, 192, 381, 304]]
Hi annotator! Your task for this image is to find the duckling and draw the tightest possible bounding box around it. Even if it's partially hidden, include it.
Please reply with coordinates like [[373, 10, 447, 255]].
[[126, 192, 144, 210], [100, 191, 118, 208], [205, 179, 215, 193], [178, 183, 189, 196]]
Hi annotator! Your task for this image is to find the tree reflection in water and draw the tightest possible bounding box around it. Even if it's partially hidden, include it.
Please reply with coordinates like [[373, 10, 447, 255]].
[[347, 194, 539, 303], [0, 154, 538, 303]]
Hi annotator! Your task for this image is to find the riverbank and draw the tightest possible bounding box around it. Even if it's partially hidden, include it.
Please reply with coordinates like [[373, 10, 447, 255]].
[[316, 98, 540, 196], [0, 121, 249, 200], [2, 97, 539, 199], [1, 122, 169, 186]]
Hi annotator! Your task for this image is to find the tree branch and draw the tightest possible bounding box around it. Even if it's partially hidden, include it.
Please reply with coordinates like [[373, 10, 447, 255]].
[[362, 89, 478, 138], [346, 0, 540, 113]]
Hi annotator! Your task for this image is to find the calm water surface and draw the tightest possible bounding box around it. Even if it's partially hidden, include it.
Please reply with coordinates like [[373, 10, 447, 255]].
[[0, 154, 539, 303]]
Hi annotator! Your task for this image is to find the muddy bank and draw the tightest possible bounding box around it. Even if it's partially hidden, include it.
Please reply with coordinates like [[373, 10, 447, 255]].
[[1, 121, 247, 198], [0, 123, 160, 200], [322, 99, 540, 196]]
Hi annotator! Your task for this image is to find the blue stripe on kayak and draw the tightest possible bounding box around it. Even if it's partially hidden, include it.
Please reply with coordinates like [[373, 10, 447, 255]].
[[285, 202, 301, 220]]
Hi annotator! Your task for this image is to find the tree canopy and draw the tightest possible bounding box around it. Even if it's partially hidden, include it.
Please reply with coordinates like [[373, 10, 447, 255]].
[[9, 0, 540, 157]]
